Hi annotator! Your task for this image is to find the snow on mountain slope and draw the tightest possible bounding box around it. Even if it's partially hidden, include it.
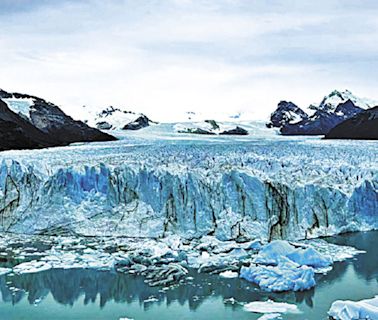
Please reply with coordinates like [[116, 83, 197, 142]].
[[0, 126, 376, 240], [78, 106, 155, 131], [311, 89, 372, 113], [2, 97, 35, 121]]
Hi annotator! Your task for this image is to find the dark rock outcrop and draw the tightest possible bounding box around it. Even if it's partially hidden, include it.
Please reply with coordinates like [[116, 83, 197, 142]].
[[325, 106, 378, 140], [96, 121, 112, 130], [0, 89, 116, 151], [178, 127, 216, 135], [220, 126, 249, 135], [123, 115, 152, 130], [204, 119, 220, 130]]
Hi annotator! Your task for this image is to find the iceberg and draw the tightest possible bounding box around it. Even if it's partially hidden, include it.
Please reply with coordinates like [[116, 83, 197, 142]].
[[328, 296, 378, 320], [240, 258, 316, 292], [219, 270, 239, 278]]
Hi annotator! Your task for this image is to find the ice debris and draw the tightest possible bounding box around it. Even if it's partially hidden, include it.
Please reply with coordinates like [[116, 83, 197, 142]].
[[0, 234, 365, 293], [254, 240, 332, 268]]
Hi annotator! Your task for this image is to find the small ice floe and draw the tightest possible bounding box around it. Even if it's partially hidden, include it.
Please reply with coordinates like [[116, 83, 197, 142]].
[[13, 261, 52, 274], [0, 267, 12, 276], [143, 296, 159, 304], [219, 270, 238, 279], [328, 295, 378, 320], [119, 318, 134, 320], [223, 297, 239, 305], [244, 300, 300, 316], [257, 313, 282, 320]]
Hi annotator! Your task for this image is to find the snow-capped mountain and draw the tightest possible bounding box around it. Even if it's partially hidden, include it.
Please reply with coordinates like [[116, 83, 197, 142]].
[[266, 101, 309, 128], [81, 106, 155, 131], [268, 90, 373, 136], [310, 89, 371, 112], [0, 89, 115, 151]]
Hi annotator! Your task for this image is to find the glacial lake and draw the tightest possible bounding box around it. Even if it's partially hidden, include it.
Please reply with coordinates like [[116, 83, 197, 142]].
[[0, 231, 377, 320]]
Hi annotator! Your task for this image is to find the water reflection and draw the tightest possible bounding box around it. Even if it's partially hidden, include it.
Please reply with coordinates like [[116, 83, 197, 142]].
[[0, 268, 316, 310], [0, 231, 376, 315]]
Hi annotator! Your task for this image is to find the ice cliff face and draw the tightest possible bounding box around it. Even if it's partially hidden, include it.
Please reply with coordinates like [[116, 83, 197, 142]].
[[0, 140, 376, 240]]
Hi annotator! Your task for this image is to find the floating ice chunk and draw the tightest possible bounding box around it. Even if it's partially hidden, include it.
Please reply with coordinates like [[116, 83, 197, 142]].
[[0, 267, 11, 276], [143, 296, 159, 304], [219, 271, 238, 278], [257, 313, 282, 320], [224, 297, 239, 305], [13, 261, 52, 274], [240, 258, 316, 292], [328, 296, 378, 320], [244, 299, 301, 314], [255, 240, 332, 268]]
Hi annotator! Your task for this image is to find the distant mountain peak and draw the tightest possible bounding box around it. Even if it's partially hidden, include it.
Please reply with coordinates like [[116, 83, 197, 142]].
[[312, 89, 371, 113]]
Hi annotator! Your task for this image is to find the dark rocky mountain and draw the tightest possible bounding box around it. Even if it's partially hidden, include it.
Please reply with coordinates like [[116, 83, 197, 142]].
[[0, 89, 116, 151], [281, 100, 364, 135], [325, 106, 378, 140], [266, 101, 309, 128], [268, 90, 372, 136]]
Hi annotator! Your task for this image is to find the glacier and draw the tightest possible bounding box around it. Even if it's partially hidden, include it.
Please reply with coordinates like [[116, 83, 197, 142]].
[[0, 123, 377, 240]]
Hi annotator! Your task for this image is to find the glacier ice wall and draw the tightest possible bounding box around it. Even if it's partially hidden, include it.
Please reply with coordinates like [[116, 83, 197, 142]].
[[0, 159, 376, 241]]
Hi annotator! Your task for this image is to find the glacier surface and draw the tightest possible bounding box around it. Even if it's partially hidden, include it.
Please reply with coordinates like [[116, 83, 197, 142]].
[[0, 122, 376, 240]]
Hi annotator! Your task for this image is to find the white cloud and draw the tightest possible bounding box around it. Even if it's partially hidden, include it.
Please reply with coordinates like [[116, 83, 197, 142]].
[[0, 0, 377, 121]]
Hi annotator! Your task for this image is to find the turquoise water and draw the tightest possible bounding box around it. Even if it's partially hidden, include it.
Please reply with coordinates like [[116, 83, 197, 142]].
[[0, 231, 377, 320]]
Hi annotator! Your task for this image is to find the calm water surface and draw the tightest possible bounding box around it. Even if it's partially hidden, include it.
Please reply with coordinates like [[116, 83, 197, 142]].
[[0, 231, 377, 320]]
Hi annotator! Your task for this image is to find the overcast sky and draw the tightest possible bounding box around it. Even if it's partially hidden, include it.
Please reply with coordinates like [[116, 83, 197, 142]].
[[0, 0, 377, 121]]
